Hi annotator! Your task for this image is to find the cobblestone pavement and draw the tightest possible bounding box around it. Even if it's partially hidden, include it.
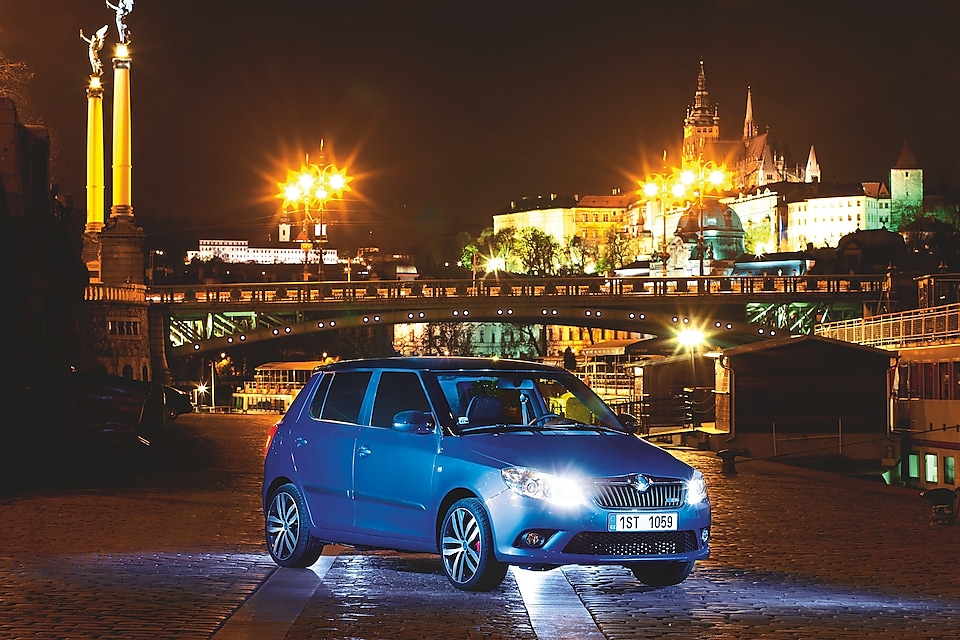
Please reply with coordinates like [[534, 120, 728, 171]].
[[4, 414, 960, 639], [0, 413, 278, 639]]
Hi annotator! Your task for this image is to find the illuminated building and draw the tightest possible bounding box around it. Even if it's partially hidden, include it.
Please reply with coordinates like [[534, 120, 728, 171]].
[[889, 141, 923, 229], [682, 60, 819, 190], [491, 192, 642, 273]]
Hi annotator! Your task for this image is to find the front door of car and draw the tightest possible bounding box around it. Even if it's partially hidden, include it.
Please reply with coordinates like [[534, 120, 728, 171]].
[[354, 370, 440, 543], [294, 370, 371, 533]]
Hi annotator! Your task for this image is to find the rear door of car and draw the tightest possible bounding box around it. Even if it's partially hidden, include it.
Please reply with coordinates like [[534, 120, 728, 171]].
[[293, 370, 371, 533], [353, 369, 441, 543]]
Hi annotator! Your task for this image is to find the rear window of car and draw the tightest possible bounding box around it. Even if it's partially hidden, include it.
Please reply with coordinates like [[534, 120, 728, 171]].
[[317, 371, 372, 424]]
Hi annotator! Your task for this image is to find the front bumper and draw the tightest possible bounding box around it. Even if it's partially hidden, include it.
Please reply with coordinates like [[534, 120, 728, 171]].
[[484, 490, 711, 566]]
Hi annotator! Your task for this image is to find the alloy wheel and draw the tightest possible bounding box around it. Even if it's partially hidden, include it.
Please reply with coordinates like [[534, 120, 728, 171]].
[[266, 490, 300, 561]]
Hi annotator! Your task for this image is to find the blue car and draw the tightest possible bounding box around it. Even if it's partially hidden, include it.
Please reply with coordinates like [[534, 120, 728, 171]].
[[262, 357, 710, 591]]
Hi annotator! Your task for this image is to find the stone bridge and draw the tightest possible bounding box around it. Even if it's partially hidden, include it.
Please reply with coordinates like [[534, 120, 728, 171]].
[[145, 274, 884, 357]]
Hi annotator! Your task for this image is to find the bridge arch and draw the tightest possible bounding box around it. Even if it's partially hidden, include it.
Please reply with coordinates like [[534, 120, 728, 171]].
[[152, 275, 882, 357]]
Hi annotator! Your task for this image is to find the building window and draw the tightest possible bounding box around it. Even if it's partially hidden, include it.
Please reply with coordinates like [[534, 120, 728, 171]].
[[908, 453, 920, 480], [923, 362, 938, 400], [954, 362, 960, 400], [946, 457, 956, 485], [925, 453, 939, 483]]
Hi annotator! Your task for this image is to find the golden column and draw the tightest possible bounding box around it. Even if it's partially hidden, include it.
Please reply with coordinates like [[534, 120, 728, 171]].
[[110, 40, 133, 217], [81, 25, 108, 233], [85, 76, 105, 231]]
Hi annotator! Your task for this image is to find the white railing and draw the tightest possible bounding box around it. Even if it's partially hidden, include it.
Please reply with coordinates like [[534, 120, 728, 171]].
[[816, 302, 960, 347]]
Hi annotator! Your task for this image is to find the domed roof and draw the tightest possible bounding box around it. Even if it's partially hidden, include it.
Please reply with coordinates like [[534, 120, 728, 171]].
[[676, 200, 744, 234]]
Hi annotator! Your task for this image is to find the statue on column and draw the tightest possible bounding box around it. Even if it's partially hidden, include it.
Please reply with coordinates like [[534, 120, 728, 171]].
[[80, 25, 109, 76], [106, 0, 134, 45]]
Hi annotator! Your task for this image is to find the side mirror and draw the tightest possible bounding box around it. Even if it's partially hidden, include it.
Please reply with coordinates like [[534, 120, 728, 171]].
[[392, 410, 436, 434], [617, 412, 640, 434]]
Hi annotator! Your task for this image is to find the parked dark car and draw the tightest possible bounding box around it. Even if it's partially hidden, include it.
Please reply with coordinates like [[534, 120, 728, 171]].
[[263, 357, 711, 591], [163, 386, 194, 419], [56, 372, 167, 448]]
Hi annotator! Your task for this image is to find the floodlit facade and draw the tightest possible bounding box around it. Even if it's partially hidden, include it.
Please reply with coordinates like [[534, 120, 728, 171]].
[[186, 239, 338, 266], [785, 183, 891, 250]]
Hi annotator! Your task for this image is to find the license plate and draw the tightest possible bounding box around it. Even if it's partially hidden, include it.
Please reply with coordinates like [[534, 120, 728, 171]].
[[608, 512, 678, 532]]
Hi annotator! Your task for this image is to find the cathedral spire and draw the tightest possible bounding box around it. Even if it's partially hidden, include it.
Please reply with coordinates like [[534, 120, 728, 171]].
[[805, 145, 821, 183], [694, 59, 709, 110], [743, 85, 756, 142], [683, 59, 721, 164]]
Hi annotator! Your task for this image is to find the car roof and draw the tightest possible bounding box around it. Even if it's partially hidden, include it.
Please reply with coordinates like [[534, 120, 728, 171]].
[[320, 356, 564, 373]]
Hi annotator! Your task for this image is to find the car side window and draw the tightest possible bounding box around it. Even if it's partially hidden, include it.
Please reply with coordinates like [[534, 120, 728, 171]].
[[370, 371, 432, 429], [308, 373, 333, 419], [319, 371, 372, 424]]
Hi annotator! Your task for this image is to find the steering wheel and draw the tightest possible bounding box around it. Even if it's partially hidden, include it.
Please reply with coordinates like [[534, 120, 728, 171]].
[[527, 413, 561, 426]]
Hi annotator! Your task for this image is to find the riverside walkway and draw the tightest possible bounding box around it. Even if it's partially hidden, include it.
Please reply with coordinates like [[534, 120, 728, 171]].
[[2, 413, 957, 639]]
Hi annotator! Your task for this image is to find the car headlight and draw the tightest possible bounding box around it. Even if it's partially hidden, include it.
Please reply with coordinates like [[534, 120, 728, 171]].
[[501, 467, 587, 507], [686, 470, 708, 506]]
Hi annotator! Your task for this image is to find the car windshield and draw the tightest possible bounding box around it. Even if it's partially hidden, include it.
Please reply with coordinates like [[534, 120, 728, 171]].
[[427, 369, 626, 435]]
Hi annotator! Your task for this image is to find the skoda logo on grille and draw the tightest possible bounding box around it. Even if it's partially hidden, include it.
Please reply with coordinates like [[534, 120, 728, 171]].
[[632, 474, 651, 492]]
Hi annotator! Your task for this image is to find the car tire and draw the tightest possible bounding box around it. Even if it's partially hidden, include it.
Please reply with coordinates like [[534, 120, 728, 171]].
[[265, 483, 324, 568], [627, 560, 694, 587], [440, 497, 508, 591]]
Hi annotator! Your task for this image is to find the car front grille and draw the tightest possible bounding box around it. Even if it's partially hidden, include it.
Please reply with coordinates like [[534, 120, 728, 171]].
[[587, 475, 685, 509], [563, 531, 699, 556]]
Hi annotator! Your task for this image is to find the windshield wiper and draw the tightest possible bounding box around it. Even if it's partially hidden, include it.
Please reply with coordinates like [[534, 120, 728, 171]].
[[533, 421, 624, 434], [459, 423, 535, 435], [459, 420, 624, 435]]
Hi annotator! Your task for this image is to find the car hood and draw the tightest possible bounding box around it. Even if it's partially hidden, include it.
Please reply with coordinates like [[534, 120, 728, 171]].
[[458, 431, 693, 479]]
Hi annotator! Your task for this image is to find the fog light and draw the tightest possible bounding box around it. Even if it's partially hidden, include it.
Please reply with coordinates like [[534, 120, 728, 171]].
[[524, 531, 545, 548], [700, 527, 710, 543]]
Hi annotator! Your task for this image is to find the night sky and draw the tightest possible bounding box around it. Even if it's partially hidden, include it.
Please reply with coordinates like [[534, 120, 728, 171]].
[[4, 0, 960, 254]]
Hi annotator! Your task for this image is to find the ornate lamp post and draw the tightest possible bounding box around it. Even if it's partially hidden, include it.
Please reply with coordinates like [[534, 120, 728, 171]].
[[680, 159, 728, 276], [640, 171, 688, 276], [278, 144, 351, 281]]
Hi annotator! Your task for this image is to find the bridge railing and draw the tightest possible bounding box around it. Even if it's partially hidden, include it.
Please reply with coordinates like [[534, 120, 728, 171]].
[[816, 301, 960, 347], [86, 282, 147, 302], [147, 274, 883, 305]]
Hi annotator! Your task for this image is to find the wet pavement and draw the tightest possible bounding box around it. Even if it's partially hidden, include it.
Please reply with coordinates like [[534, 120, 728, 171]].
[[2, 413, 960, 639]]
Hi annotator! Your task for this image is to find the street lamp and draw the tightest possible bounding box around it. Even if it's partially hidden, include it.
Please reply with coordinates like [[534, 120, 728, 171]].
[[277, 143, 351, 281], [680, 159, 729, 276], [148, 249, 164, 284], [677, 327, 705, 427], [639, 171, 688, 276]]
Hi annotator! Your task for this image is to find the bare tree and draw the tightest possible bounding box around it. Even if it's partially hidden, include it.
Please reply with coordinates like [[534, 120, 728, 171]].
[[563, 235, 592, 275], [418, 322, 475, 356], [598, 226, 637, 274], [500, 323, 544, 358], [515, 227, 561, 276], [0, 37, 34, 116]]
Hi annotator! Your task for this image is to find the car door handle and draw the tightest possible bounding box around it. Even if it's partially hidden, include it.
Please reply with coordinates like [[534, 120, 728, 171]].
[[357, 444, 371, 457]]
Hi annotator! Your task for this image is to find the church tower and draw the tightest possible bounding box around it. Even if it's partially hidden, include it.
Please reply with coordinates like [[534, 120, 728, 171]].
[[889, 141, 923, 229], [805, 145, 821, 183], [742, 85, 757, 143], [682, 60, 720, 164]]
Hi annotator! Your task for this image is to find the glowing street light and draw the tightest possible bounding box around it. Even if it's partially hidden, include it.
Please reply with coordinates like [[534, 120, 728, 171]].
[[680, 159, 729, 276], [277, 142, 352, 281], [639, 170, 689, 276], [677, 327, 706, 427]]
